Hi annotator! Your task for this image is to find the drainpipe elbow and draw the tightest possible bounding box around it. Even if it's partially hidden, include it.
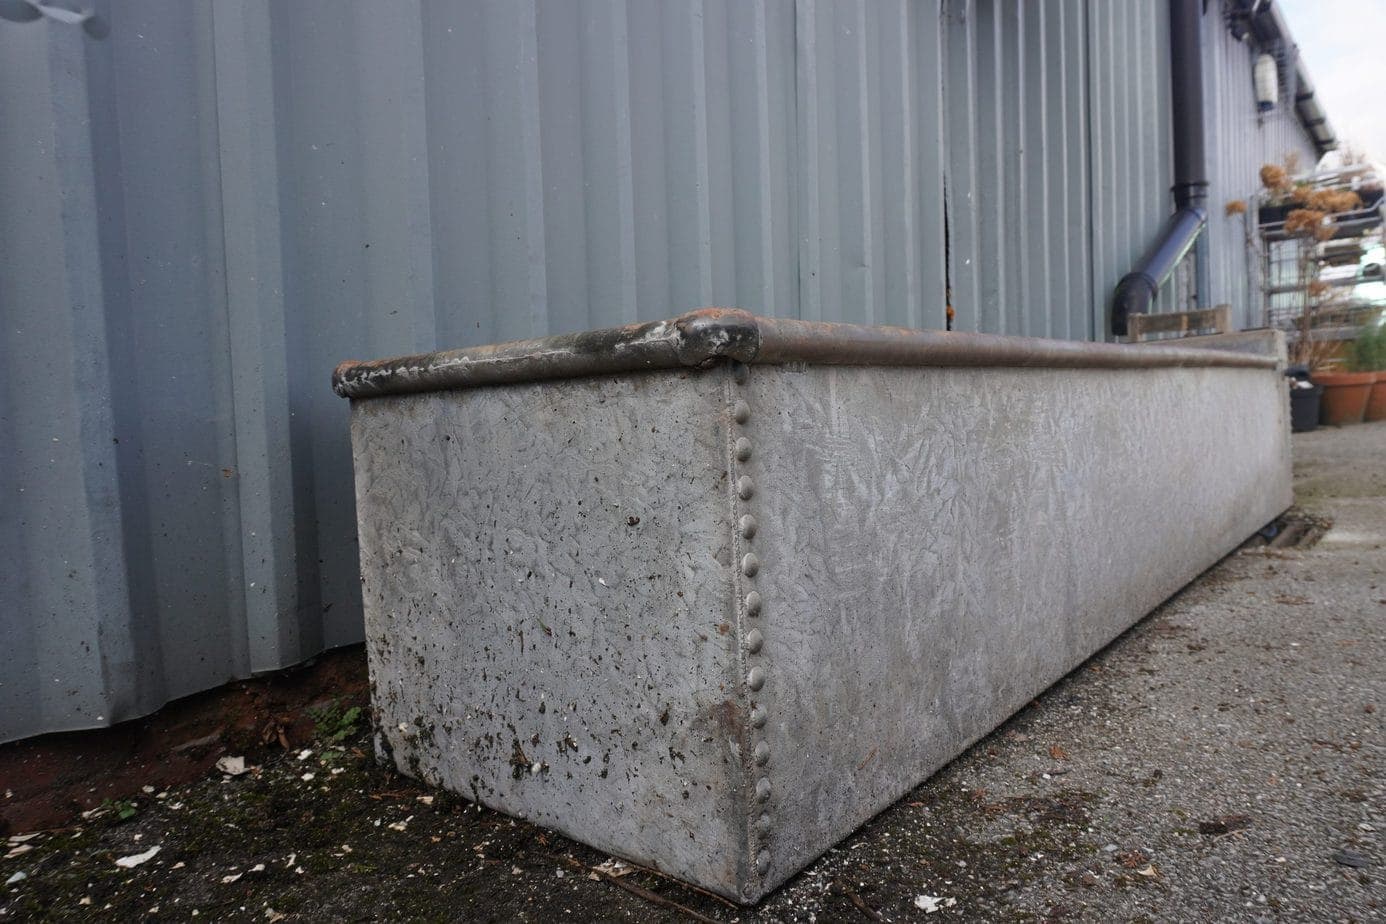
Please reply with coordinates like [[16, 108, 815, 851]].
[[1112, 271, 1159, 338]]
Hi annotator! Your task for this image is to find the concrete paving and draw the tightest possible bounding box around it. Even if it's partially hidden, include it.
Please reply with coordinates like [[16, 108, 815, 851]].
[[2, 421, 1382, 922]]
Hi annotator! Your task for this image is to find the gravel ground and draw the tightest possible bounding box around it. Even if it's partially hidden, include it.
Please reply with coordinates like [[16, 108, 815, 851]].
[[3, 423, 1383, 922]]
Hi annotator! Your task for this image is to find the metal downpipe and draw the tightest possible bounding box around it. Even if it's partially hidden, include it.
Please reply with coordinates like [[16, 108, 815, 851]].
[[1112, 0, 1209, 337]]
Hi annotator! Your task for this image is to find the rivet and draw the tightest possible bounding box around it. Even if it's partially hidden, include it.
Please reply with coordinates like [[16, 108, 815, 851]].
[[734, 437, 752, 462], [755, 777, 772, 802], [756, 812, 772, 835], [736, 476, 754, 500], [732, 362, 750, 384], [750, 705, 767, 728], [741, 553, 760, 577], [745, 591, 762, 616], [739, 514, 758, 539], [756, 849, 771, 875], [747, 666, 766, 691], [744, 628, 764, 653], [753, 740, 770, 766], [733, 400, 751, 424]]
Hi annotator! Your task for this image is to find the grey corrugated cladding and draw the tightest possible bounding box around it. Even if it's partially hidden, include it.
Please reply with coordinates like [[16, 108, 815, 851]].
[[0, 0, 1322, 743], [1204, 13, 1322, 330]]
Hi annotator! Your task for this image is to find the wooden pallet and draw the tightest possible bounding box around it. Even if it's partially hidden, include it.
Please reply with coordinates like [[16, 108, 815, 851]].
[[1127, 305, 1232, 342]]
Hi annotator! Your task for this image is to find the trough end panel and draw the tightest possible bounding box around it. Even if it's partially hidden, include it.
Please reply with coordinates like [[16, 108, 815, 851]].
[[346, 369, 749, 897]]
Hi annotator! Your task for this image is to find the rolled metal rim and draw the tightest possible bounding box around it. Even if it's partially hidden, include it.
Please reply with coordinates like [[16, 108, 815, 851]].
[[333, 308, 1279, 399]]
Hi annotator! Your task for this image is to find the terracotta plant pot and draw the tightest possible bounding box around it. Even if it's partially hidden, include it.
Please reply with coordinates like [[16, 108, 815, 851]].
[[1315, 371, 1375, 426], [1366, 372, 1386, 423]]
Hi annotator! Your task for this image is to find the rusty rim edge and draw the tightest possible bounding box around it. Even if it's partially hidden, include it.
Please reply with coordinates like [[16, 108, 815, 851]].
[[332, 308, 1280, 399]]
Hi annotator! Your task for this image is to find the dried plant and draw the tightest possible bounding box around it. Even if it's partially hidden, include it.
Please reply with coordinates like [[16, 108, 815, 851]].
[[1225, 199, 1247, 216], [1260, 163, 1292, 194], [1284, 208, 1333, 239], [1289, 325, 1340, 372], [1303, 188, 1362, 214], [1290, 286, 1343, 372], [1336, 145, 1368, 166], [1307, 279, 1332, 297]]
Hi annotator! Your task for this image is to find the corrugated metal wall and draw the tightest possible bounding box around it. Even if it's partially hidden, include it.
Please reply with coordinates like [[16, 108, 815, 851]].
[[942, 0, 1173, 339], [1204, 4, 1322, 330], [0, 0, 1321, 742]]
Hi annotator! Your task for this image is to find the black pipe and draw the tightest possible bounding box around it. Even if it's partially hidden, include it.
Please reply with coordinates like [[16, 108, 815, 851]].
[[1112, 0, 1209, 337]]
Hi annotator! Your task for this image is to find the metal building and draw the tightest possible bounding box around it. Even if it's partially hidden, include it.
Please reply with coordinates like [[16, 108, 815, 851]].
[[0, 0, 1332, 743]]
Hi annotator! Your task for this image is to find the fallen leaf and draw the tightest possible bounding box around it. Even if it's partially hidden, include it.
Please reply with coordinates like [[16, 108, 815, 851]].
[[1332, 849, 1369, 868], [593, 858, 631, 878], [215, 756, 249, 777], [914, 895, 957, 913], [114, 846, 161, 869], [1198, 814, 1251, 836], [1136, 864, 1160, 878], [1049, 745, 1069, 761]]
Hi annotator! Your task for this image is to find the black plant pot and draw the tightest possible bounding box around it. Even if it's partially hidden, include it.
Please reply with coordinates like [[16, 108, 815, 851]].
[[1289, 384, 1323, 433], [1259, 202, 1292, 227]]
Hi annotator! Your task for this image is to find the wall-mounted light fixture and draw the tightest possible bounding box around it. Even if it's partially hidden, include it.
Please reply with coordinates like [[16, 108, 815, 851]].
[[1254, 53, 1279, 112]]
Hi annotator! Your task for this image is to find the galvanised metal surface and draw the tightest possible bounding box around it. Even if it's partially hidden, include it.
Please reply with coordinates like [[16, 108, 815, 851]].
[[346, 315, 1291, 902], [0, 0, 1321, 742]]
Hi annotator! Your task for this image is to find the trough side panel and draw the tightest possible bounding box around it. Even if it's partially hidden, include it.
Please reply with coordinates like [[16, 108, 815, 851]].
[[347, 369, 746, 896], [744, 363, 1289, 895]]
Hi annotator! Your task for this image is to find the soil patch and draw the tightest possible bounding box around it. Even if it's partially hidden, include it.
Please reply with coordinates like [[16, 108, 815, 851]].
[[0, 647, 368, 837]]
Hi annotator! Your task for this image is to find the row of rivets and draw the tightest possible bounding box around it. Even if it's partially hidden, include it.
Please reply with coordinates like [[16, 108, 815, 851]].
[[731, 363, 772, 882]]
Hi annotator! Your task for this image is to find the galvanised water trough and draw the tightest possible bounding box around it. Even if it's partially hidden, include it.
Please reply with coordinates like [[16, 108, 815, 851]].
[[334, 310, 1290, 903]]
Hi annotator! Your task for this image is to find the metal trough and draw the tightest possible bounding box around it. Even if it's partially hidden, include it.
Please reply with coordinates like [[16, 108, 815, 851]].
[[334, 310, 1290, 903]]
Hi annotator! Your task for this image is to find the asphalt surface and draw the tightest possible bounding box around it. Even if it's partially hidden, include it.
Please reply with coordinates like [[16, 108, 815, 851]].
[[3, 422, 1383, 922]]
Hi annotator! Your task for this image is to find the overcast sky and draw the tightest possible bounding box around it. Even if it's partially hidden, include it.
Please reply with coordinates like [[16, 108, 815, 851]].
[[1279, 0, 1386, 166]]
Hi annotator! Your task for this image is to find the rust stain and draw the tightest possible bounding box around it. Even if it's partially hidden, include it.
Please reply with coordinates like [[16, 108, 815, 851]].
[[856, 746, 877, 772], [711, 699, 743, 739]]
